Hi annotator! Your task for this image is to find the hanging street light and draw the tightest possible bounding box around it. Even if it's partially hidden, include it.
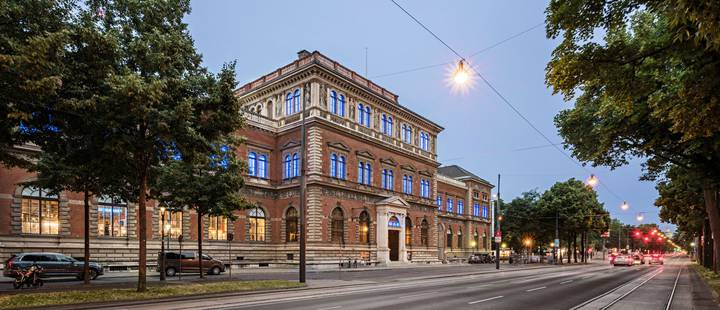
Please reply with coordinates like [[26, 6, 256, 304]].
[[621, 201, 629, 211], [586, 174, 598, 187], [453, 60, 469, 85], [448, 60, 474, 94], [636, 212, 645, 222]]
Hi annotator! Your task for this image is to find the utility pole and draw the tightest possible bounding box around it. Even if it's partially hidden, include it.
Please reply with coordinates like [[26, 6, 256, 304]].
[[495, 174, 501, 270], [299, 87, 307, 283], [554, 211, 559, 264]]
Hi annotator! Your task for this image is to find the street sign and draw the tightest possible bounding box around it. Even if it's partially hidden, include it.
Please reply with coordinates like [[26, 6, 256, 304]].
[[554, 239, 559, 247], [601, 231, 610, 238], [495, 236, 501, 243]]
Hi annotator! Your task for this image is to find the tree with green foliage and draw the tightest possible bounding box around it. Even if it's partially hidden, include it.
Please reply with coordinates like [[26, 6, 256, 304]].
[[545, 0, 720, 271], [0, 0, 74, 167], [502, 190, 544, 252], [156, 142, 247, 278], [84, 0, 244, 291]]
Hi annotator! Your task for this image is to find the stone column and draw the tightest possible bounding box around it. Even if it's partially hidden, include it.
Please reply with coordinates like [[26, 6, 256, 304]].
[[376, 206, 389, 265], [399, 213, 407, 262]]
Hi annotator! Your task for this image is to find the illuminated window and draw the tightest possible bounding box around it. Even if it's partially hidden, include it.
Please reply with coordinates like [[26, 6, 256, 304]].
[[330, 91, 337, 114], [421, 220, 429, 246], [457, 228, 463, 248], [21, 187, 59, 235], [338, 94, 345, 117], [405, 217, 412, 246], [436, 196, 442, 207], [286, 207, 298, 242], [292, 153, 299, 177], [208, 216, 227, 240], [293, 89, 301, 113], [283, 155, 291, 179], [98, 196, 127, 237], [473, 202, 480, 217], [359, 211, 370, 244], [446, 197, 454, 213], [447, 228, 453, 249], [420, 132, 430, 151], [160, 210, 182, 238], [458, 199, 464, 215], [382, 169, 394, 190], [248, 152, 256, 176], [388, 216, 401, 228], [248, 207, 266, 241]]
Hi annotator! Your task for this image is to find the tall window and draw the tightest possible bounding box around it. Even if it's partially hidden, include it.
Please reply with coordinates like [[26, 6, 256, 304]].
[[482, 205, 489, 218], [447, 229, 453, 249], [248, 152, 256, 176], [286, 207, 298, 242], [330, 153, 346, 179], [405, 217, 412, 246], [364, 106, 371, 127], [474, 231, 480, 250], [292, 153, 299, 177], [160, 210, 182, 238], [420, 132, 430, 151], [293, 89, 301, 113], [402, 124, 412, 143], [285, 92, 293, 116], [21, 187, 59, 235], [98, 196, 127, 237], [248, 207, 266, 241], [436, 196, 442, 207], [358, 103, 365, 124], [421, 219, 429, 246], [402, 175, 413, 194], [382, 114, 393, 136], [283, 155, 291, 179], [330, 91, 337, 114], [365, 163, 372, 185], [473, 202, 480, 217], [248, 152, 268, 178], [458, 199, 464, 215], [420, 179, 430, 198], [338, 94, 345, 117], [208, 216, 227, 240], [357, 162, 365, 184], [446, 197, 454, 213], [381, 169, 394, 190], [359, 211, 370, 244], [330, 154, 337, 177], [331, 207, 344, 243]]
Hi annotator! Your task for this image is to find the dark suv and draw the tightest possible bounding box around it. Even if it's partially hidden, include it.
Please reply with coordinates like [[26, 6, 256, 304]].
[[4, 253, 104, 280], [156, 252, 225, 276]]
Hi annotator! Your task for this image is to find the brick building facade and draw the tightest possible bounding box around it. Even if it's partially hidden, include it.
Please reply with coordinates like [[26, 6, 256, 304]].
[[0, 50, 493, 269]]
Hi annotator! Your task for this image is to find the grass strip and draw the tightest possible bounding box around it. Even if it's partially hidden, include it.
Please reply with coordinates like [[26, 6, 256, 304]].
[[0, 280, 303, 309], [690, 263, 720, 297]]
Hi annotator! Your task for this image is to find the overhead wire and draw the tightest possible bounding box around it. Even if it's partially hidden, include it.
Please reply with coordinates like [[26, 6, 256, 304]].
[[389, 0, 625, 204]]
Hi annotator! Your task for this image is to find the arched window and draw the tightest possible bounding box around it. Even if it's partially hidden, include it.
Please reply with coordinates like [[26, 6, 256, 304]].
[[338, 94, 345, 117], [387, 116, 393, 136], [421, 219, 429, 246], [160, 209, 183, 238], [283, 155, 291, 179], [381, 114, 387, 134], [405, 217, 412, 246], [331, 207, 344, 243], [21, 187, 59, 235], [420, 132, 430, 151], [474, 231, 480, 250], [329, 91, 337, 114], [358, 103, 364, 124], [285, 92, 293, 115], [293, 89, 301, 113], [364, 106, 371, 127], [458, 199, 464, 215], [98, 196, 127, 237], [388, 216, 401, 228], [330, 154, 338, 178], [248, 152, 257, 176], [407, 126, 412, 143], [292, 153, 299, 177], [401, 124, 407, 141], [258, 154, 267, 178], [446, 197, 454, 213], [457, 228, 463, 249], [365, 163, 372, 185], [248, 207, 266, 241], [446, 228, 453, 249], [359, 211, 370, 244], [473, 202, 480, 217], [338, 156, 346, 180], [286, 207, 298, 242]]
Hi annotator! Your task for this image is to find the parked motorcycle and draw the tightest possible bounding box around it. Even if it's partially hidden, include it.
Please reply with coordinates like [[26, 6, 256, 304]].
[[12, 264, 43, 289]]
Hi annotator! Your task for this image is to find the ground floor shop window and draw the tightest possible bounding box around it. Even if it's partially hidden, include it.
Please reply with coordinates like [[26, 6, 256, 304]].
[[160, 210, 183, 238], [359, 211, 370, 244], [286, 207, 298, 242], [208, 216, 227, 240], [249, 207, 266, 241], [21, 187, 59, 235], [98, 197, 127, 237], [421, 220, 429, 246]]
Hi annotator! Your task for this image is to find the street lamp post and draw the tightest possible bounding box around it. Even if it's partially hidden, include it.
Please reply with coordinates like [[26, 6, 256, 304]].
[[160, 206, 166, 281], [495, 174, 501, 270]]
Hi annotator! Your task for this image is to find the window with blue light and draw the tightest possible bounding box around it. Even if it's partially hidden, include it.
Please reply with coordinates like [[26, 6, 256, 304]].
[[358, 103, 364, 124], [338, 95, 345, 117], [387, 116, 393, 136], [330, 153, 346, 180], [458, 199, 464, 215], [364, 106, 371, 127], [285, 93, 293, 116], [330, 154, 337, 178], [482, 205, 489, 218], [293, 89, 301, 113], [437, 196, 442, 207], [382, 114, 387, 134], [420, 132, 430, 151], [283, 155, 291, 179], [257, 154, 268, 178], [338, 156, 346, 179], [358, 162, 364, 184], [402, 175, 413, 195], [248, 152, 257, 176], [446, 197, 454, 213], [382, 169, 394, 190], [473, 202, 480, 217], [402, 125, 412, 144], [420, 179, 430, 198], [365, 163, 372, 185], [388, 216, 401, 228], [292, 153, 299, 177], [330, 91, 337, 114]]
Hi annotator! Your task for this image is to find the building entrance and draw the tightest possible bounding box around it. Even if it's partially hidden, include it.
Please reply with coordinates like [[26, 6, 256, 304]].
[[389, 230, 399, 261]]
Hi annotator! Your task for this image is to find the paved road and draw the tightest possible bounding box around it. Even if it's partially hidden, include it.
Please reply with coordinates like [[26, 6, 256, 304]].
[[74, 257, 716, 310]]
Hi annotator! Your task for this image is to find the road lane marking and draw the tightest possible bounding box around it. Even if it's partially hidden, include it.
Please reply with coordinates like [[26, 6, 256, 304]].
[[468, 295, 504, 304], [570, 267, 663, 310], [560, 280, 573, 284], [317, 307, 342, 310], [582, 275, 593, 279], [526, 286, 546, 292]]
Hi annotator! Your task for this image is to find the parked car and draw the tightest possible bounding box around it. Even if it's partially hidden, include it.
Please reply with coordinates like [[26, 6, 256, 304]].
[[469, 253, 493, 264], [648, 253, 664, 265], [613, 255, 634, 266], [157, 252, 225, 276], [3, 253, 104, 280]]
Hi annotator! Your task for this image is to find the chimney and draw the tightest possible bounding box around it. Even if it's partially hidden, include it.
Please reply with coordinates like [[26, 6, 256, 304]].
[[297, 50, 311, 59]]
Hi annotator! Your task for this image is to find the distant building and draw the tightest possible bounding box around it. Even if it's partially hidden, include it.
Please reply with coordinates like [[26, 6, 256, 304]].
[[0, 50, 493, 269]]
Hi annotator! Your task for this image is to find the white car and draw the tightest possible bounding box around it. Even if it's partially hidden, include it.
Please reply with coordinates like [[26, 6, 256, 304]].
[[613, 255, 634, 266]]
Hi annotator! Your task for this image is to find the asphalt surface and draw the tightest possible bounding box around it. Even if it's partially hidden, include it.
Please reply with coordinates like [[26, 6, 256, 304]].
[[70, 257, 716, 310]]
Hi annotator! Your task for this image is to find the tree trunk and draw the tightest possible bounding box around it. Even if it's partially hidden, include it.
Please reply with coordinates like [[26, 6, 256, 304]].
[[702, 181, 720, 273], [83, 191, 90, 285], [573, 234, 578, 263], [580, 232, 585, 263], [137, 170, 148, 292], [198, 212, 204, 279]]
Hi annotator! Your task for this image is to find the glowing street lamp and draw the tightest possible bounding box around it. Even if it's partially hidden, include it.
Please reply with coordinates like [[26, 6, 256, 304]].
[[621, 201, 629, 211], [636, 212, 645, 222], [452, 60, 470, 85], [586, 174, 598, 187]]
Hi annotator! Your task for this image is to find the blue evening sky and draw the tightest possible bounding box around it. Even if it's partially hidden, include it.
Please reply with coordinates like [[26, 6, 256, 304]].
[[185, 0, 668, 230]]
